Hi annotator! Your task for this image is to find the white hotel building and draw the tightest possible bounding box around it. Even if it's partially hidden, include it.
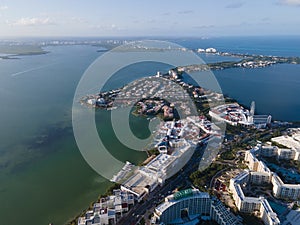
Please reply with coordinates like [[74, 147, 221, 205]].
[[247, 144, 300, 200], [121, 140, 194, 202], [229, 169, 280, 225], [153, 189, 241, 225], [272, 174, 300, 200], [230, 142, 300, 225], [259, 144, 300, 161], [121, 119, 199, 202]]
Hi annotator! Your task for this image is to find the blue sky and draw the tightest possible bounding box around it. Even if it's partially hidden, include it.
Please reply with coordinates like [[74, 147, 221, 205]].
[[0, 0, 300, 37]]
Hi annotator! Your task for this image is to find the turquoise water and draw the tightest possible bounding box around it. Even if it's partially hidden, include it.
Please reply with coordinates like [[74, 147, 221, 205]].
[[0, 45, 152, 225]]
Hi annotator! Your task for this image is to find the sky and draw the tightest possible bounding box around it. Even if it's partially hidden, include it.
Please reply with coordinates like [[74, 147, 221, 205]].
[[0, 0, 300, 37]]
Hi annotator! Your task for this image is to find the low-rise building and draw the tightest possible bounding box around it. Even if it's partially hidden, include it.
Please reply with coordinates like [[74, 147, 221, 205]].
[[78, 189, 134, 225]]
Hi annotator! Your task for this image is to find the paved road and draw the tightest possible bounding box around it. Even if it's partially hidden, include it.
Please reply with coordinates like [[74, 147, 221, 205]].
[[117, 144, 206, 225]]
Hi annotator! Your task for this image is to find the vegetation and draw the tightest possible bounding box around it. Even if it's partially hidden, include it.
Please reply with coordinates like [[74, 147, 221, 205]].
[[147, 148, 160, 156], [138, 218, 145, 225], [0, 45, 48, 55], [189, 163, 228, 191], [292, 203, 300, 210], [262, 156, 300, 176], [220, 150, 235, 160]]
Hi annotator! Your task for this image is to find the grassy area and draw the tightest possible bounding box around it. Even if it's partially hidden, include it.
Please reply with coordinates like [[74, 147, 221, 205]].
[[220, 150, 235, 160], [0, 45, 47, 55]]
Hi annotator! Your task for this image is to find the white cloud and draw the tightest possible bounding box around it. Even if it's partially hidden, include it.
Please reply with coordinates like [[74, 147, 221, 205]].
[[89, 24, 122, 31], [0, 5, 8, 10], [12, 17, 55, 26], [69, 16, 88, 24], [279, 0, 300, 6]]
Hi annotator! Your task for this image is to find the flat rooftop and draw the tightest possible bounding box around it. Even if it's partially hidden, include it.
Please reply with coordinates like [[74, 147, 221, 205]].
[[146, 154, 175, 173], [122, 171, 156, 197], [272, 135, 300, 150]]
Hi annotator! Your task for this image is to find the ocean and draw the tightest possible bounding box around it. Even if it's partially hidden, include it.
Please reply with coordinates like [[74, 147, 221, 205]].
[[0, 36, 299, 225]]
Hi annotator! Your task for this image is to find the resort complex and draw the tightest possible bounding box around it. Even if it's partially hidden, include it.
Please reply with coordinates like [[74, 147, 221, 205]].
[[121, 117, 220, 202], [152, 188, 242, 225], [229, 138, 300, 225], [77, 68, 299, 225], [271, 128, 300, 152], [209, 102, 272, 128]]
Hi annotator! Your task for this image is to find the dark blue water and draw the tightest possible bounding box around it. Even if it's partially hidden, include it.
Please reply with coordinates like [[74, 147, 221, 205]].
[[173, 36, 300, 57], [214, 65, 300, 121], [176, 36, 300, 121], [183, 63, 300, 121]]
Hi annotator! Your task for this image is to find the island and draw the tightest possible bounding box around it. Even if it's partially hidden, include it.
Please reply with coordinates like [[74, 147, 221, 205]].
[[67, 38, 300, 225], [0, 45, 49, 59]]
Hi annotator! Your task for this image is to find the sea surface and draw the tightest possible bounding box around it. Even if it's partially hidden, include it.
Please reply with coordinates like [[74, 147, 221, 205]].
[[0, 36, 299, 225]]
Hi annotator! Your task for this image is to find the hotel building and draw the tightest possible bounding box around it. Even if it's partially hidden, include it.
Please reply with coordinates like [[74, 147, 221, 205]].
[[153, 189, 241, 225]]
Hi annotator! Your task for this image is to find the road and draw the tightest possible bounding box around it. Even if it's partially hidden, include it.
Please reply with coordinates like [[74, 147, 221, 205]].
[[117, 144, 206, 225]]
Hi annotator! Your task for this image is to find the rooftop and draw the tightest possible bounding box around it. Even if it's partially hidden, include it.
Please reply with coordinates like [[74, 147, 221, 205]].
[[156, 189, 210, 214]]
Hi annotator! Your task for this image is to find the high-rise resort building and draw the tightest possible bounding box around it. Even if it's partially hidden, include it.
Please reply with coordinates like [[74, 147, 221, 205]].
[[250, 143, 300, 200], [229, 169, 280, 225], [229, 141, 300, 225], [152, 188, 241, 225]]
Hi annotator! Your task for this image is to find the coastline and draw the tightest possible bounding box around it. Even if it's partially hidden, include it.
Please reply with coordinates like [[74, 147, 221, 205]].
[[76, 66, 300, 225], [0, 45, 49, 59], [0, 36, 299, 225], [0, 51, 49, 60]]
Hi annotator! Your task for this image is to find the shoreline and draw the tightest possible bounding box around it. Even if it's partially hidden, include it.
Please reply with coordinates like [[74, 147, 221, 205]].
[[73, 45, 300, 224], [75, 71, 300, 225], [0, 51, 49, 60], [0, 45, 49, 59]]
